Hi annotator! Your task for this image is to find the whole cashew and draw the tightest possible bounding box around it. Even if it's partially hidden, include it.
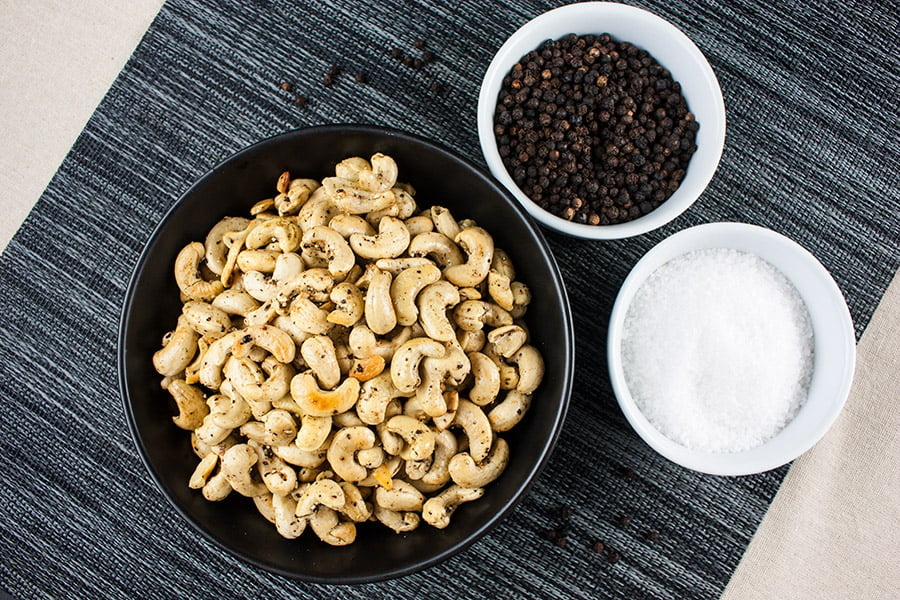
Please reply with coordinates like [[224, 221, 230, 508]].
[[175, 242, 225, 302], [420, 429, 458, 486], [391, 263, 441, 326], [231, 324, 296, 363], [272, 433, 330, 468], [430, 206, 461, 240], [417, 281, 460, 342], [363, 266, 396, 335], [444, 227, 494, 288], [432, 390, 460, 431], [272, 490, 308, 539], [374, 505, 420, 533], [324, 177, 397, 214], [296, 186, 342, 232], [240, 409, 297, 446], [357, 446, 385, 469], [245, 217, 301, 253], [357, 372, 411, 425], [326, 426, 376, 482], [295, 415, 333, 451], [276, 178, 319, 215], [348, 355, 386, 382], [385, 415, 435, 461], [390, 337, 446, 394], [448, 437, 510, 488], [324, 282, 364, 327], [202, 471, 233, 501], [408, 232, 464, 267], [221, 444, 269, 497], [236, 249, 280, 274], [488, 390, 532, 432], [468, 351, 501, 406], [289, 297, 333, 336], [350, 216, 410, 259], [365, 186, 418, 224], [333, 410, 366, 428], [357, 153, 399, 193], [335, 156, 371, 181], [457, 329, 486, 353], [339, 481, 372, 522], [348, 324, 412, 361], [310, 506, 357, 546], [224, 356, 294, 407], [153, 315, 199, 378], [454, 400, 493, 462], [166, 379, 208, 430], [250, 441, 297, 496], [181, 301, 231, 338], [375, 257, 435, 276], [404, 215, 434, 236], [510, 281, 532, 318], [490, 248, 516, 280], [295, 478, 346, 518], [329, 214, 375, 238], [510, 345, 544, 394], [487, 269, 515, 311], [212, 289, 260, 316], [301, 226, 356, 278], [254, 492, 277, 524], [189, 452, 219, 489], [207, 393, 252, 429], [290, 372, 360, 417], [422, 485, 485, 529], [453, 300, 514, 332], [205, 217, 250, 275], [374, 479, 425, 512], [300, 335, 341, 389]]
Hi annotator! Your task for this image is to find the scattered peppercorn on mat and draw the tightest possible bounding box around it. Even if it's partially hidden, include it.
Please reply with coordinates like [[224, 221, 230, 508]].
[[1, 0, 897, 598]]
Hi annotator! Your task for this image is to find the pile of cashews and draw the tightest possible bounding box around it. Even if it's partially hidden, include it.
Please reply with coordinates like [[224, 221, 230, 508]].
[[153, 153, 545, 545]]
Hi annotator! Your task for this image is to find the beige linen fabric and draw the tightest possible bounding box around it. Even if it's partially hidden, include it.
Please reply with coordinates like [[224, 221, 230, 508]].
[[1, 2, 898, 597], [722, 274, 900, 600], [0, 0, 164, 252]]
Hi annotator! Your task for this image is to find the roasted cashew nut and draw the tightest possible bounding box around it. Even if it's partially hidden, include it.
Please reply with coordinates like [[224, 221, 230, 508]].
[[385, 415, 436, 461], [207, 392, 252, 429], [350, 216, 410, 259], [422, 485, 484, 529], [212, 289, 260, 316], [167, 379, 208, 430], [236, 249, 280, 274], [153, 316, 200, 377], [301, 226, 356, 278], [430, 206, 461, 240], [250, 441, 298, 496], [374, 505, 420, 533], [487, 269, 515, 311], [327, 426, 377, 482], [417, 280, 460, 342], [357, 153, 399, 193], [486, 325, 527, 359], [404, 215, 434, 236], [240, 409, 297, 446], [444, 227, 494, 288], [224, 356, 294, 408], [510, 281, 532, 318], [468, 351, 501, 406], [294, 478, 346, 518], [390, 337, 446, 394], [296, 186, 342, 232], [357, 372, 411, 425], [295, 415, 333, 451], [300, 335, 341, 389], [453, 399, 493, 462], [327, 282, 364, 326], [408, 232, 464, 267], [374, 479, 425, 512], [488, 390, 532, 432], [453, 300, 514, 332], [348, 324, 412, 361], [175, 242, 225, 301], [510, 345, 544, 394], [272, 490, 308, 538], [324, 177, 397, 214], [310, 506, 357, 546], [232, 324, 296, 363], [205, 217, 250, 275], [290, 371, 360, 417], [449, 437, 510, 488], [221, 443, 268, 497], [289, 297, 333, 336], [363, 266, 397, 335], [375, 256, 436, 276], [391, 263, 442, 326], [420, 429, 458, 486], [276, 178, 319, 215], [338, 481, 372, 522], [245, 217, 301, 253], [329, 214, 375, 238], [181, 301, 231, 338]]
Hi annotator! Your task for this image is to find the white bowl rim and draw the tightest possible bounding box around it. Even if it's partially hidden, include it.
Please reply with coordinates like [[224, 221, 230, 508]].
[[477, 1, 727, 239], [606, 222, 856, 475]]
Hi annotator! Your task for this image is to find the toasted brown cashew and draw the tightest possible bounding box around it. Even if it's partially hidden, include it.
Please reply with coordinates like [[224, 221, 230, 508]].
[[290, 372, 360, 417], [350, 216, 410, 259], [422, 485, 484, 529], [205, 217, 250, 275], [488, 390, 532, 432], [221, 444, 268, 497], [417, 281, 460, 342], [182, 301, 231, 338], [363, 266, 396, 335], [300, 335, 341, 389], [212, 289, 260, 316], [301, 226, 355, 278], [449, 437, 510, 488], [327, 426, 377, 482], [444, 227, 494, 287], [421, 429, 459, 486], [175, 242, 225, 301], [511, 345, 544, 394], [454, 400, 493, 462], [231, 324, 296, 363], [329, 214, 375, 238], [391, 263, 441, 326], [153, 316, 199, 377], [374, 479, 425, 511], [295, 478, 346, 519], [487, 325, 527, 359], [390, 337, 446, 393], [374, 505, 420, 533], [468, 351, 501, 406], [408, 232, 464, 267], [167, 379, 208, 430], [245, 217, 301, 253], [310, 506, 357, 546], [385, 415, 435, 461], [348, 355, 385, 382]]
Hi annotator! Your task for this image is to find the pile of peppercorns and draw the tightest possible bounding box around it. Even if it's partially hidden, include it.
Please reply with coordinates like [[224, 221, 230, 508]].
[[494, 33, 699, 225]]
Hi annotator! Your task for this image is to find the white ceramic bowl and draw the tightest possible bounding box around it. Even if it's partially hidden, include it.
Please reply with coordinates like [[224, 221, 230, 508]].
[[477, 2, 726, 239], [607, 223, 856, 475]]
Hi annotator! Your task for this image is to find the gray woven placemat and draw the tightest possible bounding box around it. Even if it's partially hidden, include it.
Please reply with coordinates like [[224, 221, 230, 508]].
[[1, 0, 897, 598]]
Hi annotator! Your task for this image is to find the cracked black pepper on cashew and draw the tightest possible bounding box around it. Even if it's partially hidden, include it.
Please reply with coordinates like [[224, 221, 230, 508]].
[[153, 153, 545, 545]]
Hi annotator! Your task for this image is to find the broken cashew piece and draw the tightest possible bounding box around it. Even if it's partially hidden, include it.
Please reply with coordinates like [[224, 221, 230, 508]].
[[290, 372, 360, 417]]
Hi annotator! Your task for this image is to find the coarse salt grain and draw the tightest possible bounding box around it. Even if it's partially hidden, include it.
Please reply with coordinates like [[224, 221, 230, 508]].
[[621, 248, 814, 453]]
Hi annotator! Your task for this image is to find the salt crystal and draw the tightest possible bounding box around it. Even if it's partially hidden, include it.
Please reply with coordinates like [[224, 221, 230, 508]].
[[621, 248, 814, 453]]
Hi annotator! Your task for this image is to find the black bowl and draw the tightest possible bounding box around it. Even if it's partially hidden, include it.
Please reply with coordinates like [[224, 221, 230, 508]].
[[118, 125, 574, 583]]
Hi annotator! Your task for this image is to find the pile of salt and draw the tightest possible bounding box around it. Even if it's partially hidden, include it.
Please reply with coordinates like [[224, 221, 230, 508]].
[[621, 248, 814, 453]]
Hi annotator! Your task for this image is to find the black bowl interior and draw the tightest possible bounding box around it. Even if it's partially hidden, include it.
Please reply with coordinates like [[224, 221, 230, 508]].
[[119, 125, 574, 583]]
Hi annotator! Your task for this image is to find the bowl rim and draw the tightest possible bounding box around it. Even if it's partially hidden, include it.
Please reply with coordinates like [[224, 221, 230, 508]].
[[606, 222, 856, 475], [477, 1, 727, 239], [117, 123, 575, 582]]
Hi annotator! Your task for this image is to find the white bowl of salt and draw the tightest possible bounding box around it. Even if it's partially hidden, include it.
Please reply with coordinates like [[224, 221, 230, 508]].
[[607, 222, 856, 475]]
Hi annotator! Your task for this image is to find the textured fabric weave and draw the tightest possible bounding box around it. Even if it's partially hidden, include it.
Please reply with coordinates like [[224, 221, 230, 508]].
[[0, 0, 897, 598]]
